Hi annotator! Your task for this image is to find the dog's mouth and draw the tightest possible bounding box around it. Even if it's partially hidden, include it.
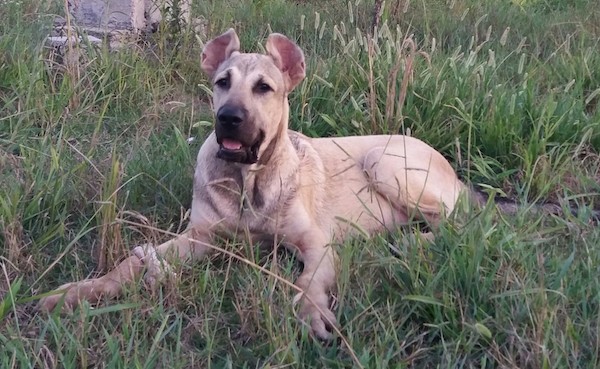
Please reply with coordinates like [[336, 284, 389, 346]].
[[216, 132, 264, 164], [221, 138, 244, 151]]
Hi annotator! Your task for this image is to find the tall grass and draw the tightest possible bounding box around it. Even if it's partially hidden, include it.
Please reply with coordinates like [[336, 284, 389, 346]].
[[1, 0, 599, 367]]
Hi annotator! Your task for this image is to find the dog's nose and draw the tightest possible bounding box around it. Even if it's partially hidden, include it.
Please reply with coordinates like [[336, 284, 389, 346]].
[[216, 105, 245, 128]]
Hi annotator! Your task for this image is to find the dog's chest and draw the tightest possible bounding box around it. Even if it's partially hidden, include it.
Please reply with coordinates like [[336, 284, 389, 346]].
[[194, 166, 297, 236]]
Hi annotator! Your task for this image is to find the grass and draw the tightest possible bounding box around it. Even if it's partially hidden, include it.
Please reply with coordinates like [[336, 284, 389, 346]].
[[1, 0, 599, 367]]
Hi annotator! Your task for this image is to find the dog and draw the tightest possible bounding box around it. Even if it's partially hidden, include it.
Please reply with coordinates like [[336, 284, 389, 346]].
[[39, 29, 465, 340]]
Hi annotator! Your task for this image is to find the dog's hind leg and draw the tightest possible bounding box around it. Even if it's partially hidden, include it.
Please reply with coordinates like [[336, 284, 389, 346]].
[[362, 145, 464, 238], [38, 227, 212, 312]]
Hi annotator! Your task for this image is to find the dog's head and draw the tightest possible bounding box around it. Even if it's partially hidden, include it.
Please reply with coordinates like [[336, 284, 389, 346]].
[[201, 29, 305, 165]]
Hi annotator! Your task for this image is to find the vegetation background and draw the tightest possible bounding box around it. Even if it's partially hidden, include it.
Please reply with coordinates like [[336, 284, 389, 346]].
[[1, 0, 599, 367]]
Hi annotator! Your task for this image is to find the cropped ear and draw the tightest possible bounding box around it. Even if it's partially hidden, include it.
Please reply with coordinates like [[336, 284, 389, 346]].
[[201, 29, 240, 78], [265, 33, 306, 91]]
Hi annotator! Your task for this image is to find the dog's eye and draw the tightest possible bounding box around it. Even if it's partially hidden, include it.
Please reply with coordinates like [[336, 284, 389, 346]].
[[254, 82, 272, 94], [215, 78, 230, 89]]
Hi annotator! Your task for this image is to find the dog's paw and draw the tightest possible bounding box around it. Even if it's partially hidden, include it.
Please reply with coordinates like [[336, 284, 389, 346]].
[[37, 278, 113, 313], [37, 282, 77, 313], [293, 292, 338, 341], [132, 244, 176, 291]]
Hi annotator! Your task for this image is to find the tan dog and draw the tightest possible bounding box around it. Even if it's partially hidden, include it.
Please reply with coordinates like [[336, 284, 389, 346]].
[[39, 29, 465, 340]]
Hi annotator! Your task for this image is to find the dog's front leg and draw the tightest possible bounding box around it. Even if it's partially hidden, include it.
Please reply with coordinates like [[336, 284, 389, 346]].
[[38, 228, 212, 312], [293, 234, 338, 340], [132, 228, 212, 291], [37, 253, 145, 312]]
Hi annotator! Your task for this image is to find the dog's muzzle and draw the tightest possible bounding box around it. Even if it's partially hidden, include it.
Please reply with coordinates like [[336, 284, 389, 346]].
[[215, 105, 264, 164]]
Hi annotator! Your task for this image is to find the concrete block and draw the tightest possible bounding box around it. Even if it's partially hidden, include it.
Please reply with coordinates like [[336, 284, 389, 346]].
[[145, 0, 192, 30], [46, 35, 103, 47], [49, 0, 196, 53], [69, 0, 146, 31]]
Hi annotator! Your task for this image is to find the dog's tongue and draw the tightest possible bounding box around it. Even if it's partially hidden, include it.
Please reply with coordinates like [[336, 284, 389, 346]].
[[222, 138, 242, 150]]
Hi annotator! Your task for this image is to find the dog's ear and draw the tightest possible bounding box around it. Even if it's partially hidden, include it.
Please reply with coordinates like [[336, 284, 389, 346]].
[[265, 33, 306, 91], [201, 29, 240, 78]]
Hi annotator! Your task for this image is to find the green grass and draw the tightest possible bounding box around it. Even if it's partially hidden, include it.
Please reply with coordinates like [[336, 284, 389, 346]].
[[1, 0, 599, 367]]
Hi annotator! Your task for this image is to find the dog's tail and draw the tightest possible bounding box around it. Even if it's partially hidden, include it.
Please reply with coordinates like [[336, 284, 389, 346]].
[[469, 185, 600, 222]]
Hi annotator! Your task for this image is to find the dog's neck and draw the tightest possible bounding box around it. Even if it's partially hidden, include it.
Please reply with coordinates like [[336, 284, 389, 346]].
[[240, 125, 298, 177], [240, 98, 297, 175], [232, 120, 299, 212]]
